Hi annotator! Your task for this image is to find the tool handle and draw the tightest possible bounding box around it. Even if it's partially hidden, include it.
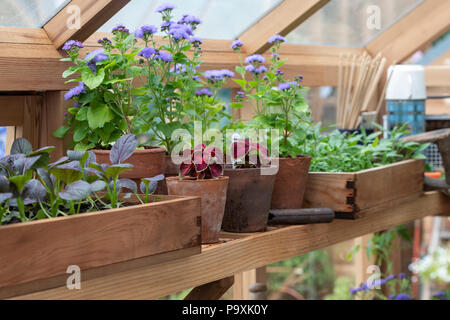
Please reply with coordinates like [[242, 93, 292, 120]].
[[268, 208, 335, 225]]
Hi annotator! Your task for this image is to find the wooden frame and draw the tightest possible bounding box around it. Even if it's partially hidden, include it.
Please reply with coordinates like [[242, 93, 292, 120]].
[[304, 159, 425, 218], [238, 0, 330, 54], [8, 191, 450, 300], [43, 0, 131, 49], [0, 195, 201, 295], [366, 0, 450, 64], [425, 65, 450, 87]]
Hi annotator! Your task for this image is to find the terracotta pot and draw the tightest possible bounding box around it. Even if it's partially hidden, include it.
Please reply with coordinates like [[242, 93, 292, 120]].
[[166, 176, 229, 244], [159, 154, 179, 195], [271, 155, 312, 209], [222, 167, 276, 233], [92, 147, 166, 181]]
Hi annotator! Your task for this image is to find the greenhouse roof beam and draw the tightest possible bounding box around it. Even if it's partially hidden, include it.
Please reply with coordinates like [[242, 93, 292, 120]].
[[43, 0, 130, 49], [366, 0, 450, 64], [238, 0, 330, 54]]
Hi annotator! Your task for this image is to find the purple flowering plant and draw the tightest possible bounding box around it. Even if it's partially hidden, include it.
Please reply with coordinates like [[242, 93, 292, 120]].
[[231, 35, 310, 157], [55, 25, 147, 150], [135, 4, 232, 153]]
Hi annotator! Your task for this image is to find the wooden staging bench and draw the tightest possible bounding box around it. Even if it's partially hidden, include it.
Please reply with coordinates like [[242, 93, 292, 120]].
[[7, 191, 450, 300]]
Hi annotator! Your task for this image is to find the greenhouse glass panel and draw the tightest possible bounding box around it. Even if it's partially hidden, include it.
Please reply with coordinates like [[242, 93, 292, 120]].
[[0, 0, 70, 28], [286, 0, 424, 47], [98, 0, 282, 40]]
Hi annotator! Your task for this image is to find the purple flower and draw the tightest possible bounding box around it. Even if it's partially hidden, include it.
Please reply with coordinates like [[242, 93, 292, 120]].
[[161, 21, 175, 31], [204, 69, 234, 83], [154, 51, 172, 62], [112, 24, 129, 34], [192, 75, 202, 81], [179, 14, 201, 26], [141, 25, 157, 35], [156, 3, 176, 13], [236, 91, 245, 99], [62, 40, 84, 51], [349, 288, 360, 295], [231, 40, 243, 50], [245, 54, 265, 64], [268, 34, 286, 44], [275, 70, 284, 76], [395, 293, 413, 300], [271, 52, 279, 58], [397, 273, 407, 279], [86, 49, 108, 73], [278, 82, 297, 91], [168, 24, 193, 40], [138, 47, 156, 59], [190, 37, 203, 47], [245, 65, 255, 73], [433, 291, 447, 300], [255, 66, 268, 74], [297, 75, 303, 82], [64, 82, 86, 100], [388, 294, 396, 300], [97, 37, 112, 50], [195, 88, 213, 97]]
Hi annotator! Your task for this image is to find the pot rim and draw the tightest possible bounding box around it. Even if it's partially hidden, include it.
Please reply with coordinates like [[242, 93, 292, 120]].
[[92, 146, 166, 155], [276, 154, 312, 160], [166, 176, 229, 182]]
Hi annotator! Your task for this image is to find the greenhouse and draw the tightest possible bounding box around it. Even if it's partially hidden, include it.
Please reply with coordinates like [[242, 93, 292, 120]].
[[0, 0, 449, 306]]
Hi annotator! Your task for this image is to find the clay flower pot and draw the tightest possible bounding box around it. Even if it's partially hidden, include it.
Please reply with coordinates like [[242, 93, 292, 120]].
[[92, 147, 166, 181], [271, 155, 312, 209], [166, 176, 229, 244], [222, 167, 276, 233]]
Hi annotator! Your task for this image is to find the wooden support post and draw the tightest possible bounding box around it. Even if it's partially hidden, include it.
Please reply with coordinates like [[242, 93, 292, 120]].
[[185, 276, 234, 300], [354, 234, 375, 287], [233, 267, 267, 300]]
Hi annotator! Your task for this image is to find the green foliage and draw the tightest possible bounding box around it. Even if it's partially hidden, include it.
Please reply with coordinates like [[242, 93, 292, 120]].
[[299, 123, 429, 172], [324, 277, 355, 300], [0, 136, 162, 226]]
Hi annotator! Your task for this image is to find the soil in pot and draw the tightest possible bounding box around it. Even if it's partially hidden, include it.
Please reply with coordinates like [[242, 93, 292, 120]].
[[166, 176, 229, 244], [271, 155, 312, 209], [93, 146, 166, 184], [222, 167, 276, 233]]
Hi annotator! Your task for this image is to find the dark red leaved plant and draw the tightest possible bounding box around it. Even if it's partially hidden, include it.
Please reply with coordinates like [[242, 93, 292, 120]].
[[179, 144, 223, 179], [231, 138, 269, 168]]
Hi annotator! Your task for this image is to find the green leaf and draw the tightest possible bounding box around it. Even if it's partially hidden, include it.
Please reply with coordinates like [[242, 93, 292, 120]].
[[62, 68, 79, 79], [73, 125, 89, 142], [81, 68, 105, 90], [87, 102, 114, 129], [75, 107, 88, 121], [53, 125, 70, 138], [131, 88, 147, 96], [233, 79, 247, 87], [74, 142, 95, 151]]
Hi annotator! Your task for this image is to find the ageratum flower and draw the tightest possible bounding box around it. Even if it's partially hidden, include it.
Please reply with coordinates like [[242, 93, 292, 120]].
[[277, 81, 298, 91], [231, 40, 243, 50], [245, 65, 255, 73], [64, 82, 86, 100], [255, 66, 268, 74], [190, 37, 203, 47], [179, 14, 201, 26], [154, 51, 173, 62], [168, 24, 192, 40], [86, 49, 108, 73], [433, 291, 447, 300], [138, 47, 156, 59], [193, 75, 202, 81], [112, 24, 129, 34], [236, 91, 245, 99], [297, 75, 304, 82], [245, 54, 265, 64], [395, 293, 413, 300], [97, 37, 112, 50], [161, 21, 175, 31], [156, 3, 176, 13], [170, 64, 187, 74], [62, 40, 84, 51], [204, 69, 234, 83], [195, 88, 213, 97], [268, 34, 286, 44]]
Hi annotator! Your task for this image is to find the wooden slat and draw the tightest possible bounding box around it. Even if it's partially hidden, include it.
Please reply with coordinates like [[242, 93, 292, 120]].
[[0, 195, 201, 289], [11, 191, 450, 300], [0, 27, 52, 45], [425, 65, 450, 87], [185, 276, 234, 300], [366, 0, 450, 63], [43, 0, 131, 49], [238, 0, 330, 54], [0, 96, 25, 126]]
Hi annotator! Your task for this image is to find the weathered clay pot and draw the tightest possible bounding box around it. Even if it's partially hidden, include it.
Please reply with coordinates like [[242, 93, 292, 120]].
[[271, 155, 312, 209], [222, 167, 276, 233], [166, 176, 229, 244], [92, 147, 166, 181]]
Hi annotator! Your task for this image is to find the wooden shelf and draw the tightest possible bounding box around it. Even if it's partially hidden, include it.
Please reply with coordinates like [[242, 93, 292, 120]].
[[8, 191, 450, 300]]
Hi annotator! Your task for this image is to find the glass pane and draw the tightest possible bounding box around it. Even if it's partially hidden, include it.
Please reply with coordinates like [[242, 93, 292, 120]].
[[98, 0, 282, 40], [0, 0, 71, 28], [286, 0, 424, 47]]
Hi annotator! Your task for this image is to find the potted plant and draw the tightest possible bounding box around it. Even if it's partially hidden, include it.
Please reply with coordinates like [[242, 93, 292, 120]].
[[0, 135, 201, 291], [54, 26, 166, 182], [231, 35, 312, 209], [134, 4, 234, 178], [166, 144, 228, 244], [222, 138, 276, 232]]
